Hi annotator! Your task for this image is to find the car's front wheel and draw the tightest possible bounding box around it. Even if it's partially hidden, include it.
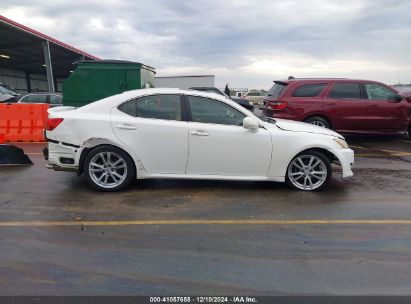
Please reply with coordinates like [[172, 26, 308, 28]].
[[84, 145, 135, 191], [286, 151, 332, 191]]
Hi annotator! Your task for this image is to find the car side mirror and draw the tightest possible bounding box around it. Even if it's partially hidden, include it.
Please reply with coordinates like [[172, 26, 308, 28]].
[[390, 94, 403, 102], [243, 117, 259, 131]]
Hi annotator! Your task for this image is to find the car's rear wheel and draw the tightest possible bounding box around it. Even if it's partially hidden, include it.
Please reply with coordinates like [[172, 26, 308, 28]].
[[84, 145, 135, 191], [304, 116, 330, 129], [286, 151, 332, 191]]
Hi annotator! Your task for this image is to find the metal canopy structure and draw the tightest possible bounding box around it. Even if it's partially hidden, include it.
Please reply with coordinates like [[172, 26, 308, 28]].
[[0, 15, 99, 91]]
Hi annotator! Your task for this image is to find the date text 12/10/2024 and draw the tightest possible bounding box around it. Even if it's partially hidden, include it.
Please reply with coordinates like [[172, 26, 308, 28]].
[[149, 296, 258, 303]]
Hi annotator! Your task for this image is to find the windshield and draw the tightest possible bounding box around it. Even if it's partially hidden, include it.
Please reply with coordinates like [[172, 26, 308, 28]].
[[266, 82, 287, 99], [0, 85, 17, 95]]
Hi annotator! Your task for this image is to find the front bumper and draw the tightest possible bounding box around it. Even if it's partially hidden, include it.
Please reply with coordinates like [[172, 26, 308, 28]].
[[332, 148, 354, 178]]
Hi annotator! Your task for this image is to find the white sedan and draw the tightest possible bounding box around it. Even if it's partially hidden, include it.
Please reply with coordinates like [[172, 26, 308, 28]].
[[44, 88, 354, 191]]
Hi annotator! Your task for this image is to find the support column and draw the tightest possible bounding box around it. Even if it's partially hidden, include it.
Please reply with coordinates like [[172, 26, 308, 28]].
[[42, 40, 55, 92], [25, 71, 31, 93]]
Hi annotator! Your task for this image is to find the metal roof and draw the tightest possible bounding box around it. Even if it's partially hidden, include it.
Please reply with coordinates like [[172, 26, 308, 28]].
[[75, 59, 156, 72], [155, 75, 215, 78], [0, 15, 99, 78]]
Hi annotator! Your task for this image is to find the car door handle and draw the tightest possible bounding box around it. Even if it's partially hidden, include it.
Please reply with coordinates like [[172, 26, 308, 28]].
[[116, 124, 137, 130], [190, 130, 210, 137]]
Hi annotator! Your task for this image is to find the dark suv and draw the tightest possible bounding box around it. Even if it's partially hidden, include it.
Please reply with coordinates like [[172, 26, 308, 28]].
[[262, 78, 411, 136]]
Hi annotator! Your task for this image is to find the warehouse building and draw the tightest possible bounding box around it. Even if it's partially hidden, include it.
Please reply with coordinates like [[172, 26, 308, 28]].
[[0, 15, 98, 93]]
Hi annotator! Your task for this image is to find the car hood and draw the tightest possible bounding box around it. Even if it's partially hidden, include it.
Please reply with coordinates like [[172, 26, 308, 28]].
[[0, 94, 16, 102], [268, 118, 343, 138]]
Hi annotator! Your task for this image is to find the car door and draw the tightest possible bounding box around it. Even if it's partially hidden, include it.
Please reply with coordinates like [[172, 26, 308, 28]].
[[111, 94, 189, 174], [185, 95, 272, 177], [324, 82, 367, 131], [364, 83, 407, 130]]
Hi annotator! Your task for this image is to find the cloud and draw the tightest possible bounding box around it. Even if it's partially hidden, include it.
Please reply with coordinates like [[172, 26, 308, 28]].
[[1, 0, 411, 88]]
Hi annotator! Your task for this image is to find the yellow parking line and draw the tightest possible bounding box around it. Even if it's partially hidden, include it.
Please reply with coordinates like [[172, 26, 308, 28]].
[[2, 219, 411, 227], [380, 150, 411, 154], [350, 145, 369, 150], [350, 145, 411, 156], [355, 154, 386, 157], [355, 153, 411, 157]]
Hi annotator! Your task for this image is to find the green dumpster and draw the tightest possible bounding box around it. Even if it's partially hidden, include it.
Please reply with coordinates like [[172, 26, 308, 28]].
[[63, 60, 156, 107]]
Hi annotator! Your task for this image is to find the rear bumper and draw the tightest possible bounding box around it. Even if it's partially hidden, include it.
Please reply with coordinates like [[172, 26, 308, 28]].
[[261, 107, 297, 120], [45, 161, 78, 172], [43, 140, 82, 172]]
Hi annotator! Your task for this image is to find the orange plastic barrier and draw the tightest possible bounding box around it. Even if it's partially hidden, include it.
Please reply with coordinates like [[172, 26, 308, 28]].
[[0, 103, 49, 142]]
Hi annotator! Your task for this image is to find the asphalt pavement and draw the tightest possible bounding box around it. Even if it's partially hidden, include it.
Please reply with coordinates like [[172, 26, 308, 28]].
[[0, 137, 411, 295]]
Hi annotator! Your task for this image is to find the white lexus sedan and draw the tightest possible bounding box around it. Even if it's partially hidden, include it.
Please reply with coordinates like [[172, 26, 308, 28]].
[[44, 88, 354, 191]]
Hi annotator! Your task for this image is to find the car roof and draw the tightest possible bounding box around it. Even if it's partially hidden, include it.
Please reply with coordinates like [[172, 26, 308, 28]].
[[19, 92, 61, 96], [190, 86, 214, 89], [275, 78, 382, 84], [76, 88, 253, 116]]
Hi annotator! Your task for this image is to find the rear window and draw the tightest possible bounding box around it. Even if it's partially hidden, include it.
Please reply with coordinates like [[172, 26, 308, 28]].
[[266, 83, 287, 99], [292, 83, 327, 97], [329, 83, 361, 99], [118, 94, 182, 121]]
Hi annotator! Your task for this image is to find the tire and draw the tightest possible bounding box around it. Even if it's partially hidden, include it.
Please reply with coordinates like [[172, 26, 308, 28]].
[[84, 145, 135, 192], [304, 116, 330, 129], [286, 150, 332, 191]]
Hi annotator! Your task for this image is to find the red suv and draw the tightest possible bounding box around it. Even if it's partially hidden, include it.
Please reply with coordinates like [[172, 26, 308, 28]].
[[262, 78, 411, 136]]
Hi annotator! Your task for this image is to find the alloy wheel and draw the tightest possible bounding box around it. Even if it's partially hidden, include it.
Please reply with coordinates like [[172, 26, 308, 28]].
[[88, 151, 128, 189], [287, 155, 328, 190], [310, 120, 327, 128]]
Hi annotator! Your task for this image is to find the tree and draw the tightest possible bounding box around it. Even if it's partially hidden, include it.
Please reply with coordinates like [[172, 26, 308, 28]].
[[224, 84, 231, 96]]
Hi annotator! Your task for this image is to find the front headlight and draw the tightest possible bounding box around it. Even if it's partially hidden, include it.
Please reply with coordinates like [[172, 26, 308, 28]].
[[334, 137, 349, 149]]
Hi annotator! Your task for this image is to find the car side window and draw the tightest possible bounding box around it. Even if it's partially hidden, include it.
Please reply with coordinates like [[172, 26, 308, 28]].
[[365, 84, 398, 100], [328, 83, 361, 99], [50, 95, 62, 104], [292, 84, 327, 97], [118, 94, 182, 121], [26, 95, 48, 103], [188, 95, 245, 126]]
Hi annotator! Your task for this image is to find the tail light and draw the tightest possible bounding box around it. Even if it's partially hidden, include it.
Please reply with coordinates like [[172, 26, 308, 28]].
[[266, 100, 288, 110], [46, 118, 64, 131]]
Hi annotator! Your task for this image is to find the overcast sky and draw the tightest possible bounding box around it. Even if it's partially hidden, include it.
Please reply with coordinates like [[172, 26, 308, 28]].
[[2, 0, 411, 88]]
